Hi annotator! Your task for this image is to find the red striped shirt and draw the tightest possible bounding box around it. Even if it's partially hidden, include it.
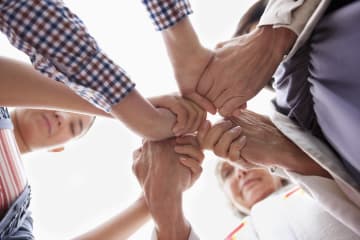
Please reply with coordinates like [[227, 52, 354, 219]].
[[0, 129, 27, 218]]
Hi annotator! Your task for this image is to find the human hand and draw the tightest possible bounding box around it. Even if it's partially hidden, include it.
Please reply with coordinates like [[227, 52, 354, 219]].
[[148, 94, 207, 136], [229, 110, 331, 178], [197, 26, 296, 117], [196, 119, 252, 168], [174, 135, 204, 189], [132, 136, 203, 238], [132, 136, 204, 198], [162, 18, 216, 114], [173, 46, 216, 115], [228, 110, 289, 168]]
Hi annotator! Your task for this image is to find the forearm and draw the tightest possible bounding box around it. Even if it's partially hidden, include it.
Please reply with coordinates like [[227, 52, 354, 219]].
[[73, 197, 151, 240], [274, 145, 332, 178], [111, 90, 176, 140], [0, 57, 175, 139], [149, 193, 190, 240], [162, 18, 203, 70], [0, 57, 109, 117]]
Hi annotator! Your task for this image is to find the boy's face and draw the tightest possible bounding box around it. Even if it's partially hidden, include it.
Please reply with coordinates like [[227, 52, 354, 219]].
[[16, 109, 94, 151]]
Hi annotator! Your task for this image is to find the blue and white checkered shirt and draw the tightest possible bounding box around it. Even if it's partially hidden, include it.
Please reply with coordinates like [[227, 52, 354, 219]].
[[0, 0, 192, 112], [142, 0, 193, 31]]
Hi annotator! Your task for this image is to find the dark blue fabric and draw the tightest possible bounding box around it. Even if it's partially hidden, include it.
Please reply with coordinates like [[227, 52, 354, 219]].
[[308, 1, 360, 182], [274, 1, 360, 183], [0, 185, 34, 240]]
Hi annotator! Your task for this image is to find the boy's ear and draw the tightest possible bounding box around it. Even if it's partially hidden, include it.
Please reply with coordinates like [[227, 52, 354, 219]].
[[48, 146, 65, 153]]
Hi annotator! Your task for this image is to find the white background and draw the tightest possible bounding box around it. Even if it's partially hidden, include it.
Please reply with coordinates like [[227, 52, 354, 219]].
[[1, 1, 274, 239]]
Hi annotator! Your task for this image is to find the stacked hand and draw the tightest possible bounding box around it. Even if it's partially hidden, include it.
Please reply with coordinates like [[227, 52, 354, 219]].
[[173, 26, 296, 117], [132, 135, 204, 239], [196, 110, 309, 171]]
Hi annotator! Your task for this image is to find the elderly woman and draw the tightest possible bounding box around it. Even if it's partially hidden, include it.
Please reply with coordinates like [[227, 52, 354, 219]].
[[197, 109, 360, 237], [215, 161, 359, 239]]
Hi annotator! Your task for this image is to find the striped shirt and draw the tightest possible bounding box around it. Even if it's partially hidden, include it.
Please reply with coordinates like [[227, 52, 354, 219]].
[[0, 108, 27, 218]]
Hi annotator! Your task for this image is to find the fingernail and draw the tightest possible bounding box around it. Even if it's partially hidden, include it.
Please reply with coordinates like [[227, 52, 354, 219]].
[[231, 126, 242, 132]]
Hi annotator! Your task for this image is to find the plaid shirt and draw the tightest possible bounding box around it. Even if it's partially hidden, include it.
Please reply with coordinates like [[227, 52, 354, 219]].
[[142, 0, 193, 31], [0, 0, 192, 112]]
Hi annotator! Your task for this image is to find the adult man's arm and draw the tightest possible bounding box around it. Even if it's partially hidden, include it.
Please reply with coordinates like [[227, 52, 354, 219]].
[[142, 0, 215, 113], [196, 0, 331, 116]]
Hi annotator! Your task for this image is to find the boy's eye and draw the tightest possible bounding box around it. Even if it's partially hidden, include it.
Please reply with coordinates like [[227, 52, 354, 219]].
[[70, 122, 75, 136]]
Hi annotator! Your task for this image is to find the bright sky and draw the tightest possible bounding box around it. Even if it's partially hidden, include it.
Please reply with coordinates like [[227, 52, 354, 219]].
[[1, 1, 275, 239]]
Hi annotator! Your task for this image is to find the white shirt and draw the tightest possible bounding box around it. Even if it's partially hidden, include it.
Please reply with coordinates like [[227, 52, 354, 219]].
[[258, 0, 331, 59]]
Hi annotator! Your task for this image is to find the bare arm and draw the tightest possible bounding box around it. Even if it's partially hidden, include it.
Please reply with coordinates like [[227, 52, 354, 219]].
[[0, 57, 177, 140], [73, 196, 150, 240], [161, 18, 215, 114], [0, 57, 109, 117]]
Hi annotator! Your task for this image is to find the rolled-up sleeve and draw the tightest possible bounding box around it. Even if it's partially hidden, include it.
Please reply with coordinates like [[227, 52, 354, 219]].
[[258, 0, 330, 59], [0, 0, 135, 112], [142, 0, 193, 31]]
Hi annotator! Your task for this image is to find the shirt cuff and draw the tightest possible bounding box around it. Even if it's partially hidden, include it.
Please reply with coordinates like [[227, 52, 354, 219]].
[[142, 0, 193, 31], [150, 225, 200, 240], [259, 0, 328, 59], [66, 51, 136, 113]]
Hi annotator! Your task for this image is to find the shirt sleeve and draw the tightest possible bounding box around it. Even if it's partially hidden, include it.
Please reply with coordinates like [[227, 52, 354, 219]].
[[258, 0, 331, 59], [0, 0, 135, 112], [150, 225, 200, 240], [142, 0, 193, 31]]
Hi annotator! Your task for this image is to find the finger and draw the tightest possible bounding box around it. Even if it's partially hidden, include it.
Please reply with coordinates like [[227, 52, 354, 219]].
[[213, 88, 233, 109], [180, 158, 203, 181], [176, 135, 199, 147], [196, 120, 211, 146], [206, 82, 227, 103], [213, 126, 243, 158], [219, 96, 247, 117], [202, 120, 235, 150], [184, 99, 207, 134], [177, 98, 198, 135], [180, 158, 203, 173], [196, 67, 214, 98], [175, 145, 204, 163], [186, 92, 216, 115], [171, 100, 189, 136], [228, 135, 247, 162], [227, 136, 255, 169]]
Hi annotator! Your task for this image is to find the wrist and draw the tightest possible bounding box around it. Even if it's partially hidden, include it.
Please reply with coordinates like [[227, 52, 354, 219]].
[[111, 91, 175, 140], [274, 140, 331, 178], [150, 194, 190, 240], [163, 18, 212, 72], [257, 26, 297, 60]]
